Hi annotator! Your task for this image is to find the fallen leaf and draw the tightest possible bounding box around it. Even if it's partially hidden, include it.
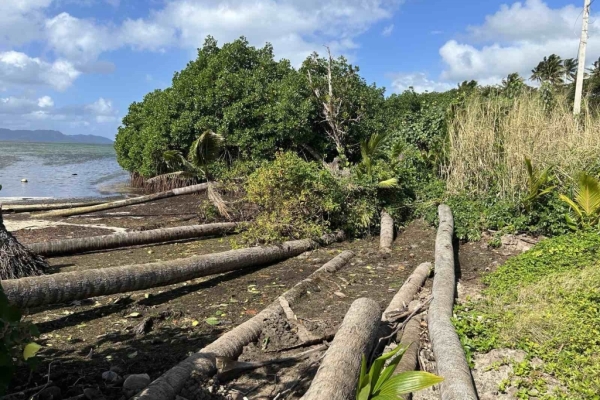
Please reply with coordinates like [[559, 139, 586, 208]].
[[128, 351, 138, 359], [192, 320, 199, 327], [334, 292, 347, 298], [245, 309, 258, 316], [205, 317, 220, 326], [23, 343, 42, 360], [126, 312, 141, 318]]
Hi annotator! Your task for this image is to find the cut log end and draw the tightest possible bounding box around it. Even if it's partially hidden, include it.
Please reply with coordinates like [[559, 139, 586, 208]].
[[379, 210, 394, 256]]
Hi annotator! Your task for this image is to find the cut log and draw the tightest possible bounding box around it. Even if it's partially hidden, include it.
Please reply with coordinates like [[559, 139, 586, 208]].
[[428, 205, 478, 400], [382, 262, 432, 322], [135, 249, 355, 400], [379, 210, 394, 256], [35, 183, 210, 218], [301, 298, 381, 400], [28, 223, 237, 257], [2, 232, 345, 309], [2, 201, 105, 213], [394, 300, 423, 375]]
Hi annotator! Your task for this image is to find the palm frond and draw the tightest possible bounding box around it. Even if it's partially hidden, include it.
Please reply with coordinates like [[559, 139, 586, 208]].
[[189, 130, 225, 170], [378, 178, 399, 189], [575, 173, 600, 216], [207, 182, 230, 219], [391, 141, 406, 160]]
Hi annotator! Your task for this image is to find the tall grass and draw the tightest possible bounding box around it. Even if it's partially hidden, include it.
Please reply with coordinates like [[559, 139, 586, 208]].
[[444, 92, 600, 200]]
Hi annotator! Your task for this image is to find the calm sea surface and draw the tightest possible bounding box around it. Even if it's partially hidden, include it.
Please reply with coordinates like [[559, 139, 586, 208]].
[[0, 142, 130, 200]]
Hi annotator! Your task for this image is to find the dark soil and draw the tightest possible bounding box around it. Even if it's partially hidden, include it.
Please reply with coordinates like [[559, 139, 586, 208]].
[[3, 193, 519, 400]]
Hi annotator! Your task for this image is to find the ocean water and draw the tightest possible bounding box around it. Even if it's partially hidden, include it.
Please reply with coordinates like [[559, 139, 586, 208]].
[[0, 142, 130, 200]]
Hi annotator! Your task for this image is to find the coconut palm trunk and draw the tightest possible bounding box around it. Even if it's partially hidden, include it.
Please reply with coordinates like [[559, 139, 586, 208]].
[[3, 232, 344, 309], [0, 208, 48, 279], [28, 223, 237, 257], [36, 183, 210, 218], [2, 201, 105, 213], [428, 205, 478, 400]]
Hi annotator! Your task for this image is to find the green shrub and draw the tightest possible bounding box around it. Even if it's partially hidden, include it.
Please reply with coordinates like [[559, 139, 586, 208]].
[[455, 233, 600, 398], [241, 152, 345, 244]]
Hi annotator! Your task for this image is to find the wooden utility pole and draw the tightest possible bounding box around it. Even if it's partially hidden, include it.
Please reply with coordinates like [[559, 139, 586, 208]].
[[574, 0, 591, 115]]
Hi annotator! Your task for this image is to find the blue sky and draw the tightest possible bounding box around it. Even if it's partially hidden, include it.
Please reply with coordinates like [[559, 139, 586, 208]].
[[0, 0, 597, 139]]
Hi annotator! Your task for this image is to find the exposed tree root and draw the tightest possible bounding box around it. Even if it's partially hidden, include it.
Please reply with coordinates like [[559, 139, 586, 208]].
[[0, 208, 48, 279]]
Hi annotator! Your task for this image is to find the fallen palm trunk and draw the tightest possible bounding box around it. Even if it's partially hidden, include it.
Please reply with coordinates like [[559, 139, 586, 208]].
[[135, 249, 355, 400], [382, 262, 432, 322], [0, 209, 48, 279], [2, 201, 105, 213], [28, 223, 238, 257], [428, 205, 478, 400], [301, 298, 381, 400], [3, 232, 344, 309], [394, 300, 424, 390], [36, 183, 210, 218], [379, 210, 394, 255]]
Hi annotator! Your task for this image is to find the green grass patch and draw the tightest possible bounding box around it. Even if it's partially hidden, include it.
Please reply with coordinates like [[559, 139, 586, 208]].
[[455, 232, 600, 399]]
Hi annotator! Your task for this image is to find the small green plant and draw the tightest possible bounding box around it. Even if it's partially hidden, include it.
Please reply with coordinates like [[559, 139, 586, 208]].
[[522, 157, 555, 212], [356, 344, 443, 399], [0, 287, 41, 394], [559, 172, 600, 230]]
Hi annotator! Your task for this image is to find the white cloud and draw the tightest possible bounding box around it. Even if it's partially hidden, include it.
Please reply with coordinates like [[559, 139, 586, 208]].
[[0, 95, 118, 129], [38, 95, 54, 107], [439, 0, 599, 85], [40, 0, 402, 67], [0, 51, 80, 91], [389, 72, 454, 93], [0, 0, 53, 46], [382, 24, 394, 37]]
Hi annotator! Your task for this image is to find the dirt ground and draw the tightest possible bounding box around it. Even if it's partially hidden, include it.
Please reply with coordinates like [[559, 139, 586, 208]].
[[3, 195, 524, 400]]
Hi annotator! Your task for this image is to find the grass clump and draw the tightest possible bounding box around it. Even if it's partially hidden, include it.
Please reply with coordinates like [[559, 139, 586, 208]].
[[454, 232, 600, 399]]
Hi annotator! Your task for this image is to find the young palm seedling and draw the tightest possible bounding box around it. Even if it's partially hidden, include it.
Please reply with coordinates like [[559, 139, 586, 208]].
[[356, 344, 443, 399]]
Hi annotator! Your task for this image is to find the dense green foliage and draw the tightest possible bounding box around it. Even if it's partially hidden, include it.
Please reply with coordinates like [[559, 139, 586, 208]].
[[115, 36, 386, 177], [454, 233, 600, 398]]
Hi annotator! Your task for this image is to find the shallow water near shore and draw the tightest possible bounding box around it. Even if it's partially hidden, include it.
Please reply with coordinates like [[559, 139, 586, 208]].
[[0, 141, 130, 199]]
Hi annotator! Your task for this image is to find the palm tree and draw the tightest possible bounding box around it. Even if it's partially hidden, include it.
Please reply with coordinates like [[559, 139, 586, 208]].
[[3, 233, 344, 309], [28, 223, 237, 257], [563, 58, 578, 82], [587, 57, 600, 79], [530, 54, 564, 85]]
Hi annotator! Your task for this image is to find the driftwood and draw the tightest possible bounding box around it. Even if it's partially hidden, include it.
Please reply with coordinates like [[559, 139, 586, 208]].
[[3, 233, 345, 309], [36, 183, 210, 218], [1, 201, 104, 213], [379, 210, 394, 256], [28, 222, 238, 257], [301, 298, 381, 400], [135, 249, 355, 400], [428, 205, 478, 400], [382, 262, 432, 322]]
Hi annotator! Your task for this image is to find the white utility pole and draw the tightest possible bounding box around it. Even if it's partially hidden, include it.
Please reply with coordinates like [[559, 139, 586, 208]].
[[574, 0, 591, 115]]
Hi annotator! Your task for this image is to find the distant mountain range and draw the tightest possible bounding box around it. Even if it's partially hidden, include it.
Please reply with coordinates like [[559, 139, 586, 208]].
[[0, 129, 113, 144]]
